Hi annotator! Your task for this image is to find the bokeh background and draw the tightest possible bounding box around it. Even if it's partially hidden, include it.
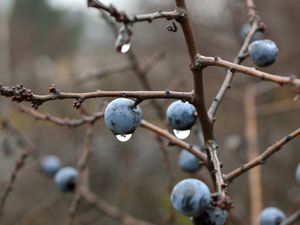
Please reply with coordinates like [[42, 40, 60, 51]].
[[0, 0, 299, 225]]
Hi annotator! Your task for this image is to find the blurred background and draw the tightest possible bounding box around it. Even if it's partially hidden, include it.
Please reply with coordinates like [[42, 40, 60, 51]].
[[0, 0, 299, 224]]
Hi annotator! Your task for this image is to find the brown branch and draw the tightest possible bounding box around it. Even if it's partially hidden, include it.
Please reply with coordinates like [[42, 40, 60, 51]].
[[174, 1, 226, 209], [80, 186, 158, 225], [87, 0, 181, 24], [174, 0, 213, 141], [19, 104, 104, 128], [0, 83, 193, 108], [66, 123, 94, 225], [207, 21, 260, 122], [244, 86, 262, 225], [224, 127, 300, 182], [76, 63, 132, 83], [246, 0, 259, 22], [205, 140, 228, 207], [195, 55, 300, 88], [141, 119, 207, 163], [156, 136, 176, 224], [281, 208, 300, 225], [0, 149, 32, 213]]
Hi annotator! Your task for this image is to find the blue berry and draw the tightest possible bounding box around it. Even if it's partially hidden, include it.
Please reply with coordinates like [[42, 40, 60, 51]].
[[178, 150, 201, 173], [296, 163, 300, 184], [54, 167, 79, 192], [104, 98, 142, 135], [193, 206, 228, 225], [240, 23, 263, 43], [260, 207, 286, 225], [166, 101, 196, 131], [248, 39, 279, 67], [170, 178, 211, 216], [41, 155, 62, 176]]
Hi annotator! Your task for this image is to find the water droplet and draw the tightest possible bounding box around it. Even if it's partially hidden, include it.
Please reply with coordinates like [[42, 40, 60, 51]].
[[115, 133, 132, 142], [173, 129, 191, 140], [120, 43, 131, 53]]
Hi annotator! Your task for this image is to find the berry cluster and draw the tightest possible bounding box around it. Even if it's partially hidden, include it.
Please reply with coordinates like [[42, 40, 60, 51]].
[[41, 155, 78, 192]]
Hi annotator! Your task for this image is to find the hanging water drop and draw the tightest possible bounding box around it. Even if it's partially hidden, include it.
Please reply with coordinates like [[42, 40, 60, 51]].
[[120, 43, 131, 53], [173, 129, 191, 140], [115, 133, 132, 142]]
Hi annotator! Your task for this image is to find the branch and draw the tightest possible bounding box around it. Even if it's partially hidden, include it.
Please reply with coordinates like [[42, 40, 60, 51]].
[[18, 105, 208, 163], [281, 208, 300, 225], [0, 83, 193, 108], [195, 55, 300, 89], [76, 63, 132, 83], [141, 119, 207, 163], [224, 127, 300, 182], [80, 186, 158, 225], [87, 0, 181, 24], [207, 21, 260, 122], [244, 85, 263, 225], [0, 149, 32, 213], [66, 123, 94, 225], [174, 0, 213, 140], [19, 104, 103, 128]]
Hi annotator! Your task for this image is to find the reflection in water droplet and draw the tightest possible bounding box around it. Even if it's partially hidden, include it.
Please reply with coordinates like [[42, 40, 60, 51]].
[[120, 43, 131, 53], [115, 133, 132, 142], [173, 129, 191, 140]]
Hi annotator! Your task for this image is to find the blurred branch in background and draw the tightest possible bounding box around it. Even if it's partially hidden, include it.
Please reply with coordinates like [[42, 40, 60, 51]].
[[0, 148, 32, 213], [244, 85, 262, 225]]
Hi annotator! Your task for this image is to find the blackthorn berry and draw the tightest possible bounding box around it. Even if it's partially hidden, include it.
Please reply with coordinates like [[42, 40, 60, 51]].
[[248, 39, 279, 67], [166, 100, 196, 131], [170, 178, 211, 217], [178, 149, 201, 173], [104, 98, 142, 135], [295, 163, 300, 184], [193, 205, 228, 225], [240, 23, 263, 43], [259, 207, 286, 225], [41, 155, 62, 177], [54, 167, 79, 192]]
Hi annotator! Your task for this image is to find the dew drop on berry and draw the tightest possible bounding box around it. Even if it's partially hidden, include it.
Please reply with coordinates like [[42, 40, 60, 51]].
[[115, 133, 132, 142], [120, 43, 131, 53], [173, 129, 190, 140]]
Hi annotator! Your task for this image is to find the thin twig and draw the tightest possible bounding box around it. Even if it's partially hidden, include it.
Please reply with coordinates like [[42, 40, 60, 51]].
[[207, 20, 260, 122], [141, 119, 207, 162], [195, 55, 300, 88], [66, 123, 94, 225], [156, 136, 176, 224], [88, 0, 181, 24], [0, 149, 32, 213], [225, 127, 300, 182], [0, 83, 193, 109], [80, 186, 158, 225], [281, 208, 300, 225]]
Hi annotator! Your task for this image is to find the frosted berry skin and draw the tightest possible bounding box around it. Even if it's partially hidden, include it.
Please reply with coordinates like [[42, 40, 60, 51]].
[[170, 179, 211, 217], [296, 163, 300, 184], [248, 39, 279, 67], [240, 23, 263, 43], [41, 155, 62, 176], [178, 150, 201, 173], [259, 207, 286, 225], [54, 167, 79, 192], [104, 98, 142, 135], [193, 206, 228, 225], [166, 101, 197, 130]]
